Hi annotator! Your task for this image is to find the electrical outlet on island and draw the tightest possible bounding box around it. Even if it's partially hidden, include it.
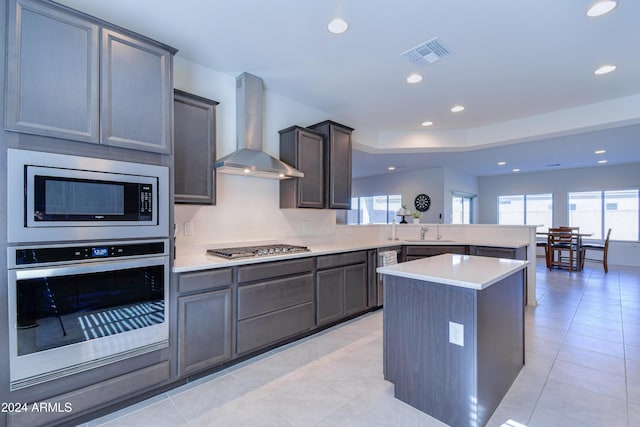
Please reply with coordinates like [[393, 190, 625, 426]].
[[449, 321, 464, 347]]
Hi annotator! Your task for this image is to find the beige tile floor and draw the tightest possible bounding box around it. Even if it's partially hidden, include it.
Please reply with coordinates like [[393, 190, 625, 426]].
[[81, 260, 640, 426]]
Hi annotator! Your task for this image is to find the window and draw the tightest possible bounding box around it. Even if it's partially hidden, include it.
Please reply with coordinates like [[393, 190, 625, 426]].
[[569, 189, 639, 241], [498, 193, 553, 231], [346, 194, 402, 225], [452, 192, 475, 224]]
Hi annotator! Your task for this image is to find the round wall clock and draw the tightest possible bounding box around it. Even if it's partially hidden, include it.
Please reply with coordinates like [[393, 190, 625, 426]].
[[414, 194, 431, 212]]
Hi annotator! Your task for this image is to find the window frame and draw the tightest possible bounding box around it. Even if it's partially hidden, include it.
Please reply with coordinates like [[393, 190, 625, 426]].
[[568, 189, 640, 242], [497, 193, 553, 231], [451, 191, 476, 224], [345, 194, 402, 225]]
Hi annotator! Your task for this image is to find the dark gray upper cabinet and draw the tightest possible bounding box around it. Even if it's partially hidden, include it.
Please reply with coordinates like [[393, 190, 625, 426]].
[[308, 120, 354, 209], [174, 90, 218, 204], [279, 126, 325, 208], [100, 29, 173, 153], [5, 0, 176, 153], [5, 0, 100, 142]]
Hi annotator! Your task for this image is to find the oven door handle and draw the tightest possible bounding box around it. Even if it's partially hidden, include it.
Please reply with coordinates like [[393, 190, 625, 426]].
[[12, 256, 168, 280]]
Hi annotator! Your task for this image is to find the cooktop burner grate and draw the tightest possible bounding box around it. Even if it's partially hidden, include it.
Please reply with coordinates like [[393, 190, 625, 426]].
[[206, 244, 310, 259]]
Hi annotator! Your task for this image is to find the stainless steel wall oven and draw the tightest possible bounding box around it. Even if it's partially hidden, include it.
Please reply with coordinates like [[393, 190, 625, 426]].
[[8, 240, 170, 390]]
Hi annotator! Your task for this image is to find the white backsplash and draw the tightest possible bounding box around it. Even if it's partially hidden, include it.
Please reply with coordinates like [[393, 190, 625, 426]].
[[174, 173, 337, 247]]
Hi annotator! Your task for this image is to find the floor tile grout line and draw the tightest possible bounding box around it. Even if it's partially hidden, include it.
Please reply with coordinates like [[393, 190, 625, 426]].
[[616, 270, 634, 427], [526, 262, 591, 426]]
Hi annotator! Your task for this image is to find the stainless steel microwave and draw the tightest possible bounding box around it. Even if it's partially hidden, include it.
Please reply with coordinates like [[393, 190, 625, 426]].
[[7, 149, 169, 243]]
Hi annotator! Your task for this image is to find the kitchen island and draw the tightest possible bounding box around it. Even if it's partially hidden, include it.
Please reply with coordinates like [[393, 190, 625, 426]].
[[378, 253, 528, 427]]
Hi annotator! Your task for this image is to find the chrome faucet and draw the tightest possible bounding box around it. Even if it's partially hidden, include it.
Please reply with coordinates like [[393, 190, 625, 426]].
[[420, 226, 429, 240]]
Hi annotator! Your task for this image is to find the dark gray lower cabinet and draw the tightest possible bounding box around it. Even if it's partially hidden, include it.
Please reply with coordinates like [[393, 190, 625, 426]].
[[317, 268, 345, 325], [404, 245, 468, 261], [236, 259, 315, 355], [176, 268, 233, 377], [316, 251, 367, 326], [178, 289, 232, 376], [470, 245, 527, 260], [7, 362, 171, 427], [344, 264, 367, 315]]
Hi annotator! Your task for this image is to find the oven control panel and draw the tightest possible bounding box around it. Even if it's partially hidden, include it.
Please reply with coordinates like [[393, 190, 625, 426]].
[[15, 241, 166, 266]]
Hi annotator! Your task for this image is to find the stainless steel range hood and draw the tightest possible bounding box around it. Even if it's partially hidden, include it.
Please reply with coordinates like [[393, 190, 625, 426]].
[[215, 73, 304, 179]]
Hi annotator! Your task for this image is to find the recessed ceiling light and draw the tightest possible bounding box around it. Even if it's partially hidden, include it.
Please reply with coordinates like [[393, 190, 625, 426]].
[[388, 166, 396, 171], [598, 160, 608, 164], [587, 1, 618, 17], [594, 65, 616, 75], [497, 161, 506, 166], [512, 168, 520, 172], [327, 18, 349, 34], [450, 105, 465, 113], [595, 149, 606, 154], [421, 121, 433, 127], [406, 73, 423, 83]]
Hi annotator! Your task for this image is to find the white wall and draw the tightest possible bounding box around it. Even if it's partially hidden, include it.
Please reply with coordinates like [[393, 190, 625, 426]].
[[173, 57, 340, 245], [352, 167, 478, 224], [478, 162, 640, 267]]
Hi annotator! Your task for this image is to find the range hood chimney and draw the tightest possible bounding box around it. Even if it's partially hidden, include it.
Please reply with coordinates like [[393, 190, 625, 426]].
[[215, 73, 304, 179]]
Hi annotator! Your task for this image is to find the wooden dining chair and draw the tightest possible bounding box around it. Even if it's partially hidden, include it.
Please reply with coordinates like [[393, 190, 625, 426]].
[[581, 228, 612, 273], [548, 227, 579, 271], [537, 240, 549, 268]]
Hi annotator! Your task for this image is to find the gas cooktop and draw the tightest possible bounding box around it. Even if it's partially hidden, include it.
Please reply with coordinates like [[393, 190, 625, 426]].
[[206, 244, 310, 259]]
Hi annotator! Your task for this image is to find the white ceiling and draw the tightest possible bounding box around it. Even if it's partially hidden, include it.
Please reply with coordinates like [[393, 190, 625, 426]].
[[56, 0, 640, 178]]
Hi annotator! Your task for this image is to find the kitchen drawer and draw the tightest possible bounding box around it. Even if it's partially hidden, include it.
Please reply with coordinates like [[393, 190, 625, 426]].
[[178, 268, 233, 294], [317, 250, 367, 270], [237, 257, 314, 284], [236, 302, 315, 355], [470, 246, 526, 260], [237, 273, 314, 320], [405, 245, 468, 257]]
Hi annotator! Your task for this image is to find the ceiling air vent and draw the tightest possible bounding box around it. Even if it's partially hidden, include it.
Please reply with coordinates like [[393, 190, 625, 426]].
[[401, 37, 452, 66]]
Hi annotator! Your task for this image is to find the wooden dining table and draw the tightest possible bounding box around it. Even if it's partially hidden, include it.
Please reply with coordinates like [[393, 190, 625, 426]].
[[536, 231, 594, 271]]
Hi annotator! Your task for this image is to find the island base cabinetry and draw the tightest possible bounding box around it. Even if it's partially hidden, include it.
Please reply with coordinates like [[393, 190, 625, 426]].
[[384, 270, 524, 427]]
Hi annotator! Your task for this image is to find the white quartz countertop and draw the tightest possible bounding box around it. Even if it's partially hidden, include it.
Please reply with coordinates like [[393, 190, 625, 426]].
[[173, 239, 528, 273], [376, 253, 529, 290]]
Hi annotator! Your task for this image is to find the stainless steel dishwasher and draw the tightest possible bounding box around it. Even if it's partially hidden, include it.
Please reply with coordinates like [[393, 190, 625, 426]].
[[377, 247, 402, 306]]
